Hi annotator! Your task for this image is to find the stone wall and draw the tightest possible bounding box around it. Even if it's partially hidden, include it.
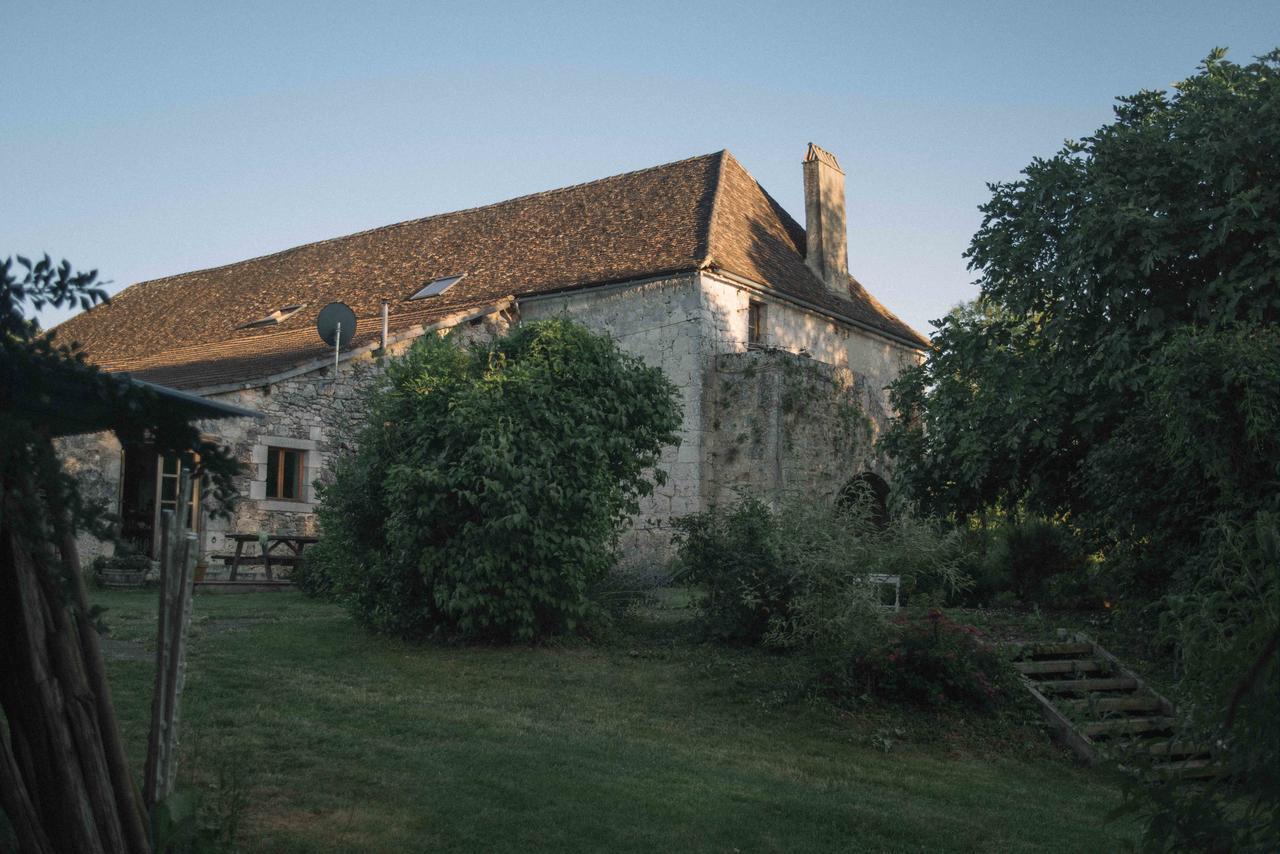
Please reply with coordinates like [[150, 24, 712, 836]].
[[56, 272, 923, 578], [699, 273, 923, 430], [55, 431, 124, 563], [702, 349, 882, 508]]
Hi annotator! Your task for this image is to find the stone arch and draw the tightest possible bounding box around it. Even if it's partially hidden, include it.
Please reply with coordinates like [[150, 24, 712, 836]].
[[840, 471, 889, 528]]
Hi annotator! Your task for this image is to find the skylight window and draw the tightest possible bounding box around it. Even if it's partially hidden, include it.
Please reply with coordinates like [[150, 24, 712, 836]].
[[237, 304, 303, 330], [409, 274, 464, 300]]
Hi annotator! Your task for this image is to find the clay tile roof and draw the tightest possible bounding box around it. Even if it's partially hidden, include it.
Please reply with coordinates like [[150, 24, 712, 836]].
[[707, 153, 927, 347], [55, 150, 925, 390]]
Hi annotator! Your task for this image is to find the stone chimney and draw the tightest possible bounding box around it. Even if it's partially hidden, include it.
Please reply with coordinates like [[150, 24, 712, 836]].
[[802, 143, 849, 296]]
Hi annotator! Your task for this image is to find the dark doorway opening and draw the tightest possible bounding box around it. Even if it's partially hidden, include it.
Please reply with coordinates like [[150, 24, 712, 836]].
[[840, 472, 890, 529], [119, 443, 200, 557]]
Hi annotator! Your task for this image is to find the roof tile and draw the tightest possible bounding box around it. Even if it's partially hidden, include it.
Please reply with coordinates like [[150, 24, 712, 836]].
[[56, 150, 925, 389]]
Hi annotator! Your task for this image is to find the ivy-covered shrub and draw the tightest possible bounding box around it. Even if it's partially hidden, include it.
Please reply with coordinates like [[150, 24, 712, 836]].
[[306, 319, 681, 642], [851, 610, 1015, 710]]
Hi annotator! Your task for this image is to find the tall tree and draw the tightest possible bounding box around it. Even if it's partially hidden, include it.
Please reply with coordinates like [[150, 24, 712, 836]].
[[883, 50, 1280, 849]]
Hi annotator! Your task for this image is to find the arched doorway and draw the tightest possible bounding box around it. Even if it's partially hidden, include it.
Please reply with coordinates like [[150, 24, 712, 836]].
[[840, 472, 889, 529]]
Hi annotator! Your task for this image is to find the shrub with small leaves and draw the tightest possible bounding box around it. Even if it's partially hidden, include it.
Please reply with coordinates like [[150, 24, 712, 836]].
[[307, 319, 681, 642], [669, 497, 791, 643], [851, 609, 1016, 711]]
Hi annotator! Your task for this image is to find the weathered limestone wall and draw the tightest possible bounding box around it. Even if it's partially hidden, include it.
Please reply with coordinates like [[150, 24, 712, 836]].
[[702, 350, 881, 508], [697, 274, 923, 508], [55, 431, 124, 563], [699, 273, 923, 434], [56, 273, 923, 579], [518, 274, 707, 571]]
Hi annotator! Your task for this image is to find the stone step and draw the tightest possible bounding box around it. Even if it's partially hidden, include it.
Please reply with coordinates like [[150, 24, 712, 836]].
[[1037, 677, 1138, 694], [1062, 695, 1164, 714], [1083, 717, 1177, 739], [1015, 659, 1105, 675]]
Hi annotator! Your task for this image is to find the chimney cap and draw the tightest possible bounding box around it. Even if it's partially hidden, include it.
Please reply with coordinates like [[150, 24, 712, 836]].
[[804, 143, 844, 174]]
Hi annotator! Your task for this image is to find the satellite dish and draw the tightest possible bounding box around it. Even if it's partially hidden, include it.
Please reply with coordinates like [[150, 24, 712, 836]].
[[316, 302, 357, 348]]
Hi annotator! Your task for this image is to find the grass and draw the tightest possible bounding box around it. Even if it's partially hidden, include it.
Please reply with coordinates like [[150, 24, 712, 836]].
[[93, 588, 1139, 852]]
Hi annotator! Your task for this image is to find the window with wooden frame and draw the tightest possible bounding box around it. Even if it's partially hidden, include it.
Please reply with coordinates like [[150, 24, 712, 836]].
[[747, 300, 766, 347], [265, 446, 306, 501]]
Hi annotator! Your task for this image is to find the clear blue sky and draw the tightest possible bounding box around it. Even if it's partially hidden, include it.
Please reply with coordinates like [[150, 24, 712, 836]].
[[6, 1, 1278, 336]]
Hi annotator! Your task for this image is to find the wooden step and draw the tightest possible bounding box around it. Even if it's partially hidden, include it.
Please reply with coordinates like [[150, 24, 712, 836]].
[[1145, 740, 1209, 758], [1062, 695, 1163, 714], [1083, 717, 1176, 739], [1015, 659, 1104, 675], [1037, 677, 1137, 694], [1012, 641, 1094, 659], [1152, 758, 1223, 781]]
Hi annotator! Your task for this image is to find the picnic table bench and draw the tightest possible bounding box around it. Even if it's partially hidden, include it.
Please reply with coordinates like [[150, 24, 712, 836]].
[[214, 533, 319, 581]]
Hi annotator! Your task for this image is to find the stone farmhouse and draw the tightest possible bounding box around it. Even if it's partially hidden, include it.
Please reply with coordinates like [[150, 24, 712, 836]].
[[56, 144, 928, 571]]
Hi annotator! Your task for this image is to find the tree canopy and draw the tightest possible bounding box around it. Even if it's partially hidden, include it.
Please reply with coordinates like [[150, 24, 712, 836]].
[[882, 50, 1280, 848], [884, 48, 1280, 578]]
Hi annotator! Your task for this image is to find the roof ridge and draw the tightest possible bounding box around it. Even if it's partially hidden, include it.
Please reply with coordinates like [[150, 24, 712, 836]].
[[109, 150, 727, 294], [710, 152, 807, 256], [697, 150, 729, 268]]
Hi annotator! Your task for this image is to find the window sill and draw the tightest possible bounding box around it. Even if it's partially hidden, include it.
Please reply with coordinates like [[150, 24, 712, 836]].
[[259, 498, 315, 513]]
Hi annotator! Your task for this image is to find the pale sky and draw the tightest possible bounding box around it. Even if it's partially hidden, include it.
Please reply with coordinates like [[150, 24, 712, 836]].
[[6, 1, 1278, 336]]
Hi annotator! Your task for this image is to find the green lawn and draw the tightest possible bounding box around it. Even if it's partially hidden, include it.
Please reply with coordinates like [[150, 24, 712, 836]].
[[94, 589, 1137, 852]]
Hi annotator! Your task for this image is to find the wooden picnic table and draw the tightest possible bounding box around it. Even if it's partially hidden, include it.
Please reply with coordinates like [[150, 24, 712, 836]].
[[220, 533, 319, 581]]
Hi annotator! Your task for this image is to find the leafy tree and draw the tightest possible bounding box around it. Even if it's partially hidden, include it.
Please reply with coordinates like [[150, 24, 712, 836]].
[[883, 50, 1280, 849], [884, 48, 1280, 587], [1, 255, 238, 852], [307, 318, 681, 642]]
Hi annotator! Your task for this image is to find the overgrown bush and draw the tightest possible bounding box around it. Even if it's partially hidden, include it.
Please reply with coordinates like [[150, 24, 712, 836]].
[[669, 497, 790, 642], [288, 552, 332, 599], [672, 488, 969, 644], [306, 319, 681, 642], [978, 517, 1089, 605], [672, 491, 1007, 710], [852, 610, 1015, 711]]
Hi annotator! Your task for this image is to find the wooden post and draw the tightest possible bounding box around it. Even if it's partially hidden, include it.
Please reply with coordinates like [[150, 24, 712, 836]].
[[1, 468, 151, 852], [59, 524, 151, 853], [142, 507, 173, 810], [229, 537, 244, 581], [144, 468, 197, 813]]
